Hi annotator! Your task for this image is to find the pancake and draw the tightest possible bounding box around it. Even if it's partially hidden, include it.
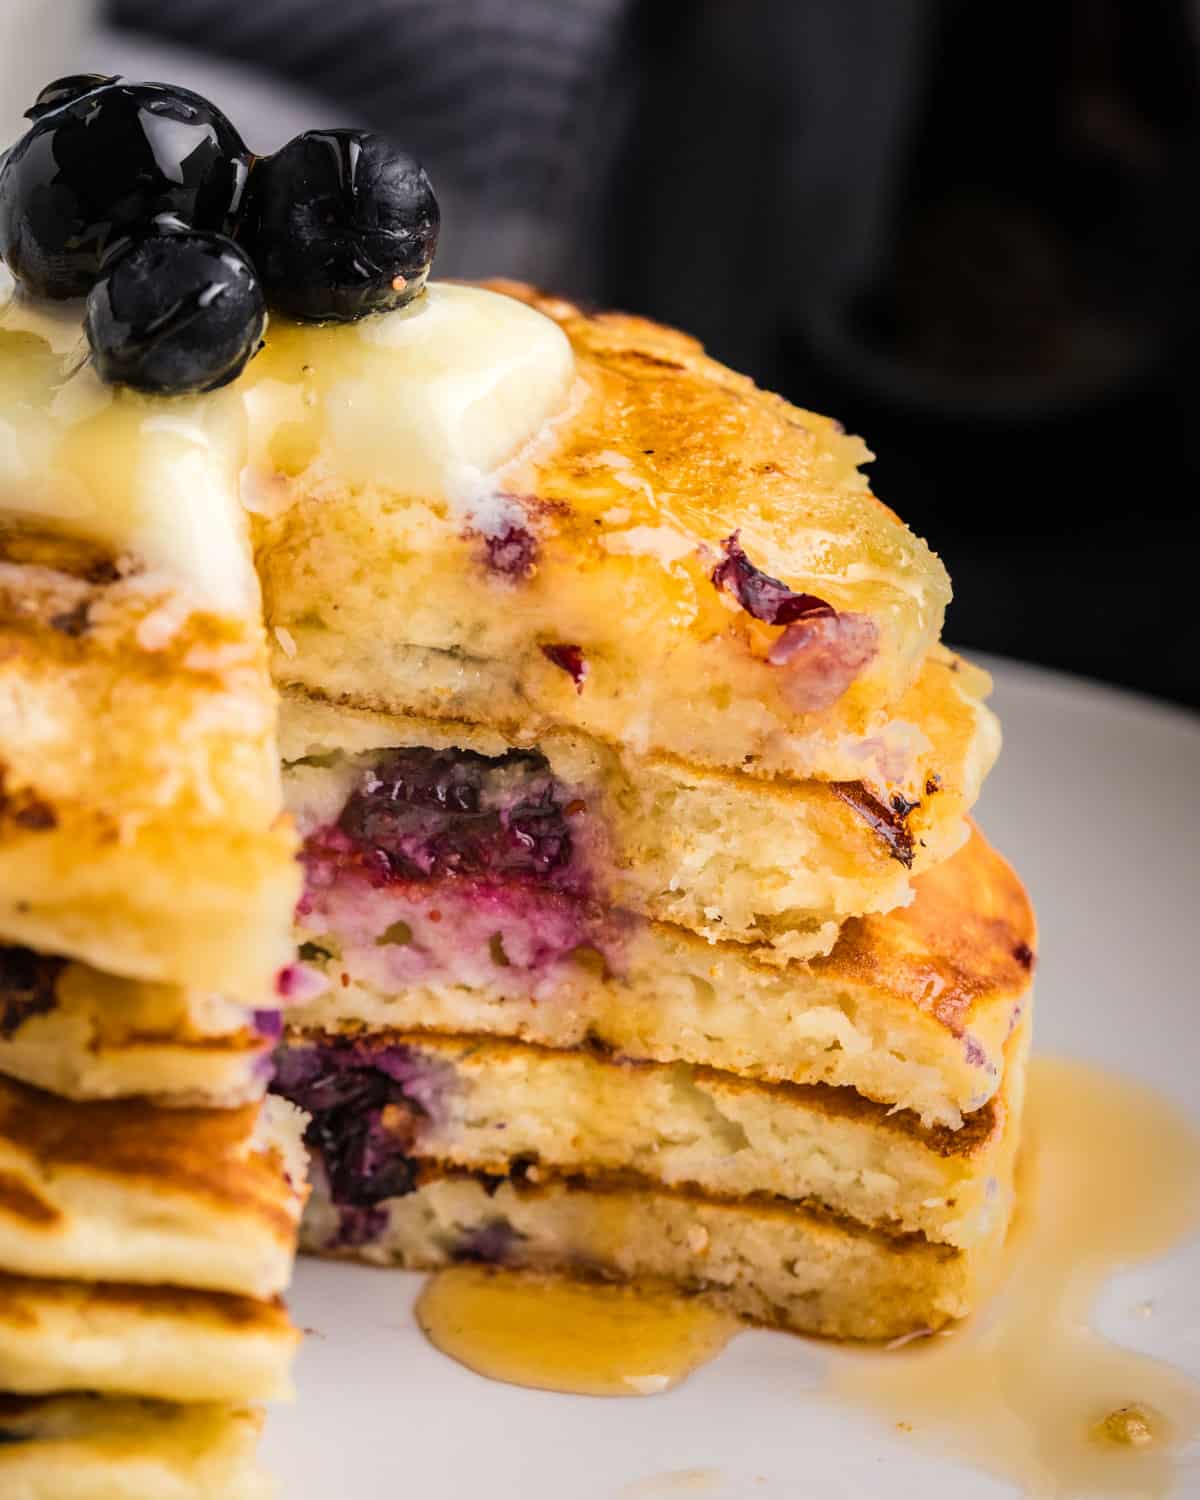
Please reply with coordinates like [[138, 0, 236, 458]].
[[0, 534, 298, 1001], [0, 947, 273, 1106], [274, 1018, 1030, 1251], [281, 645, 998, 961], [0, 1395, 271, 1500], [302, 1163, 1014, 1343], [0, 1274, 296, 1402], [284, 828, 1033, 1129], [253, 281, 952, 787], [0, 1084, 307, 1298]]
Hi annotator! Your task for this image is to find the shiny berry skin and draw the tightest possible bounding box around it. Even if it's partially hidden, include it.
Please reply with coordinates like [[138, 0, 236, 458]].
[[25, 75, 116, 121], [242, 129, 439, 322], [85, 229, 265, 394], [0, 79, 250, 299]]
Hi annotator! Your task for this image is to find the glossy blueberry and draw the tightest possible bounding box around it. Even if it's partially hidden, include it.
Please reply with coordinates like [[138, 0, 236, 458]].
[[25, 75, 115, 121], [0, 79, 250, 299], [85, 229, 265, 394], [241, 128, 439, 322]]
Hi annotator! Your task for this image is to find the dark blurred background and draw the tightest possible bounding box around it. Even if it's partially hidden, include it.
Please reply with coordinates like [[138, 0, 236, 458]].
[[102, 0, 1200, 706]]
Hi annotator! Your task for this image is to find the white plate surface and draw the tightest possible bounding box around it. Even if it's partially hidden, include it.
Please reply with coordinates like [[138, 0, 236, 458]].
[[264, 657, 1200, 1498]]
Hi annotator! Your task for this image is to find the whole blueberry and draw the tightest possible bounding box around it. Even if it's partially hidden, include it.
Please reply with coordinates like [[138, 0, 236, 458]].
[[85, 229, 265, 394], [0, 79, 251, 299], [242, 128, 439, 322]]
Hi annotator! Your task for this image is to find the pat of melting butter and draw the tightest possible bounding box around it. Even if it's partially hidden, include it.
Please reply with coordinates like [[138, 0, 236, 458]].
[[242, 282, 575, 524], [0, 274, 575, 614]]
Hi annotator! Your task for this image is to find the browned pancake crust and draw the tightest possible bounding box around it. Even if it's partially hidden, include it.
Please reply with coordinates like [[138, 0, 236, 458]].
[[0, 1078, 296, 1240], [817, 824, 1035, 1037], [0, 1272, 290, 1334]]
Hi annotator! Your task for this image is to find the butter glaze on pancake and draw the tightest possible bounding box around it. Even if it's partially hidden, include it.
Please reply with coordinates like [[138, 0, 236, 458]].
[[257, 280, 951, 783]]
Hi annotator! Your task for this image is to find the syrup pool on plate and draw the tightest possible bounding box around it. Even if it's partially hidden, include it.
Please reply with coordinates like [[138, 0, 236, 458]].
[[833, 1056, 1200, 1499], [416, 1056, 1200, 1500], [416, 1265, 740, 1398]]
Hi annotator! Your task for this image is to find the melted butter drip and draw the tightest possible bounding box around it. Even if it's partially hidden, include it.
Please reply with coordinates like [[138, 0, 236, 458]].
[[242, 282, 575, 518], [0, 273, 574, 610], [416, 1266, 739, 1397], [0, 267, 256, 615], [834, 1057, 1200, 1499]]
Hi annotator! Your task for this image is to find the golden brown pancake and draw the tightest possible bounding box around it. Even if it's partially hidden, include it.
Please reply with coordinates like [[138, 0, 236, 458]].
[[0, 1082, 307, 1298], [0, 949, 271, 1106], [276, 1017, 1030, 1251], [255, 281, 952, 786], [0, 1394, 272, 1499], [0, 534, 298, 1001], [285, 827, 1034, 1129], [280, 644, 999, 962], [0, 1273, 297, 1402]]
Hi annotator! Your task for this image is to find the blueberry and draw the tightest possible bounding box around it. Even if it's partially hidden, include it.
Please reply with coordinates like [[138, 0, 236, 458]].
[[25, 75, 115, 122], [0, 79, 250, 299], [242, 128, 438, 322], [85, 229, 265, 394]]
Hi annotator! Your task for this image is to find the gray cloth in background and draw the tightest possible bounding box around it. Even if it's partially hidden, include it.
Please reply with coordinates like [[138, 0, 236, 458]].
[[107, 0, 932, 376], [109, 0, 639, 296]]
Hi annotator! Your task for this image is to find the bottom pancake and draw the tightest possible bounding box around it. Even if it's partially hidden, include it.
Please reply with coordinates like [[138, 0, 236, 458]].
[[302, 1167, 1013, 1343], [0, 1274, 297, 1403], [0, 1394, 272, 1500]]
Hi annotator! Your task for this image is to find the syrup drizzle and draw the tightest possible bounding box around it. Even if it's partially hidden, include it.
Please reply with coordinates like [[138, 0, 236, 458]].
[[832, 1057, 1200, 1498], [414, 1058, 1200, 1497], [415, 1265, 739, 1398]]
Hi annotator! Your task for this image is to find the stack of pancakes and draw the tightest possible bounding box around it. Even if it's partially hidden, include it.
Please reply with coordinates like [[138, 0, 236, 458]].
[[0, 515, 304, 1490], [261, 284, 1036, 1339]]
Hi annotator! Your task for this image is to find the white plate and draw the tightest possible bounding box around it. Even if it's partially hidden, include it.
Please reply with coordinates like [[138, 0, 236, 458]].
[[264, 657, 1200, 1499]]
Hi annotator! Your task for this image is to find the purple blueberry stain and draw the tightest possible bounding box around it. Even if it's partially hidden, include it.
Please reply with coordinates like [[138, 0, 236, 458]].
[[329, 747, 579, 889], [454, 1218, 525, 1265], [272, 1037, 456, 1210], [482, 522, 538, 580], [252, 1008, 284, 1041], [541, 643, 587, 691], [711, 532, 835, 626], [331, 1203, 389, 1249]]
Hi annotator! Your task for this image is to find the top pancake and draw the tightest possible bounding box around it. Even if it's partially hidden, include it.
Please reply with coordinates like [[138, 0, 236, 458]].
[[254, 281, 952, 784], [0, 531, 298, 1000]]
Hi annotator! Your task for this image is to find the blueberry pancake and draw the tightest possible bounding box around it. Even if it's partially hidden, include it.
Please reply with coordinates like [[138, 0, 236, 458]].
[[0, 59, 1039, 1475], [253, 280, 952, 787], [300, 1160, 1018, 1344], [281, 644, 998, 963], [279, 829, 1031, 1131], [275, 1018, 1030, 1256]]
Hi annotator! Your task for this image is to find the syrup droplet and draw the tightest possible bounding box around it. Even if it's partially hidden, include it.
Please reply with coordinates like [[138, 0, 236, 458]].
[[832, 1057, 1200, 1498], [416, 1266, 739, 1397]]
